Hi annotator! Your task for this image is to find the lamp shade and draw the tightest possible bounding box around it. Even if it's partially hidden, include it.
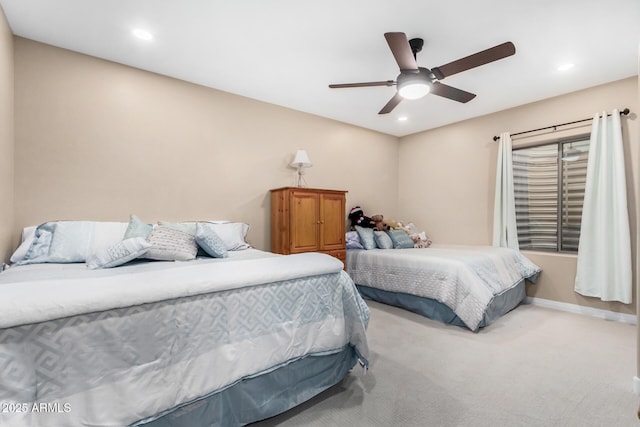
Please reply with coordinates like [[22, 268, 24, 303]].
[[291, 150, 312, 168]]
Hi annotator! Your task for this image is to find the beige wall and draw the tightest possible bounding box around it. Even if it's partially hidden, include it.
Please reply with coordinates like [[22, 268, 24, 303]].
[[12, 37, 398, 252], [0, 6, 13, 262], [7, 36, 640, 318], [399, 77, 639, 316]]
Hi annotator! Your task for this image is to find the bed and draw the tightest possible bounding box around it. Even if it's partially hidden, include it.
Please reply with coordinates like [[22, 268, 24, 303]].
[[346, 244, 540, 331], [0, 219, 370, 427]]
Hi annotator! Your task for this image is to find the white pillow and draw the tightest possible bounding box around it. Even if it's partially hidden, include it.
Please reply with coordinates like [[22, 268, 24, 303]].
[[205, 222, 250, 251], [145, 226, 198, 261], [87, 237, 151, 269], [17, 221, 91, 264], [15, 221, 129, 265]]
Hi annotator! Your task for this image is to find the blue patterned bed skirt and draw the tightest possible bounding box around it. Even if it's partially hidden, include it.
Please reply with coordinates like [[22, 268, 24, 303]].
[[356, 280, 527, 330], [134, 345, 358, 426]]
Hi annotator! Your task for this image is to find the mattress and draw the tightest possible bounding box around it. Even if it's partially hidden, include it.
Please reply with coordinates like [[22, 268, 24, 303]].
[[346, 244, 540, 330], [0, 249, 370, 426]]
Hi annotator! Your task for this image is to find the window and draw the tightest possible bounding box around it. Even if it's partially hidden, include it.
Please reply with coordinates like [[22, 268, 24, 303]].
[[512, 136, 590, 252]]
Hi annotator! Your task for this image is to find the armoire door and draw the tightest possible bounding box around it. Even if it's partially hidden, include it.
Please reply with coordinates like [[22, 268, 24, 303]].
[[289, 191, 319, 253], [319, 192, 345, 251]]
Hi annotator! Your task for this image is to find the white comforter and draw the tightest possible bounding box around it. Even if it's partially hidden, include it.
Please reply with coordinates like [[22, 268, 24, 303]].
[[0, 250, 370, 427], [0, 249, 335, 328]]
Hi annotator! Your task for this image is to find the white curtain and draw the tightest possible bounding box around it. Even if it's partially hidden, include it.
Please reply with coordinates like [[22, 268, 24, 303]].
[[574, 109, 632, 304], [492, 132, 519, 250]]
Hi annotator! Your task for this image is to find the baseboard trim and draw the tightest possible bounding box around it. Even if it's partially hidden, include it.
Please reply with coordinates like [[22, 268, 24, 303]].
[[524, 296, 636, 325]]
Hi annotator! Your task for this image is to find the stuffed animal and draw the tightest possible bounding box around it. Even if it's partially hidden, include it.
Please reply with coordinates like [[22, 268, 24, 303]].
[[385, 218, 400, 230], [403, 222, 420, 234], [370, 214, 391, 231], [348, 206, 374, 230], [385, 218, 410, 233], [410, 231, 433, 248]]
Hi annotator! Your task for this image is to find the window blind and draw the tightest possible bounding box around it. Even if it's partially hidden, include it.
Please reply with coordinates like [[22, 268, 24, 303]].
[[512, 137, 589, 252], [560, 139, 589, 251]]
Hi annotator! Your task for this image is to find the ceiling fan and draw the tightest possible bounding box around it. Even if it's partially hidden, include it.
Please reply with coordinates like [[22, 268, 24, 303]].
[[328, 32, 516, 114]]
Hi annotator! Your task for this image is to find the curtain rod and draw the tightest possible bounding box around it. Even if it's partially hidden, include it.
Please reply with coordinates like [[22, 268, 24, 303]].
[[492, 108, 631, 142]]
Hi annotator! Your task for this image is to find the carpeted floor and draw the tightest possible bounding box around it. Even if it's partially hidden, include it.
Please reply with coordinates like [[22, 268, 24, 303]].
[[252, 301, 638, 426]]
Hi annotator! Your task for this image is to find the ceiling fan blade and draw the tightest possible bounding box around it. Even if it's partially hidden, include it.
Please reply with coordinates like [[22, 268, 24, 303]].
[[378, 92, 403, 114], [431, 42, 515, 80], [329, 80, 395, 89], [384, 32, 418, 72], [430, 82, 476, 103]]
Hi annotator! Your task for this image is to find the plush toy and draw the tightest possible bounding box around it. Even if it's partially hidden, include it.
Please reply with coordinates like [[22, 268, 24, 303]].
[[348, 206, 374, 230], [385, 218, 400, 230], [370, 214, 391, 231], [397, 222, 419, 234], [410, 231, 433, 248], [385, 218, 410, 233]]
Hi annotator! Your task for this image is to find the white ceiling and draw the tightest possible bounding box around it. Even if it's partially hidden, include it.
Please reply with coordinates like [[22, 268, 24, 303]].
[[1, 0, 638, 137]]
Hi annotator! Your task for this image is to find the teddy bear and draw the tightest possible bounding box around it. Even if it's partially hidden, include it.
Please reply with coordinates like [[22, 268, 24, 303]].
[[370, 214, 391, 231], [348, 206, 374, 230]]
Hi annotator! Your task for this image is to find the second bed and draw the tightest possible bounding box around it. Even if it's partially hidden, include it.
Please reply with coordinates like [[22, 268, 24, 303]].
[[346, 244, 540, 331]]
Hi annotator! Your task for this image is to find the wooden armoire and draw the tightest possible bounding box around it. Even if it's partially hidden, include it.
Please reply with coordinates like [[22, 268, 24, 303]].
[[270, 187, 347, 263]]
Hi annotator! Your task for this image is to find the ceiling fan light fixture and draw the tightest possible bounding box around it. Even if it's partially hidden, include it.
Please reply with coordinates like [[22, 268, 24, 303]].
[[397, 68, 431, 100], [398, 81, 430, 99]]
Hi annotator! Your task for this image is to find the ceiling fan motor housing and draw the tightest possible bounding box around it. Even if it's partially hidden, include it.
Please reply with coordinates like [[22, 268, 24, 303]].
[[409, 38, 424, 57]]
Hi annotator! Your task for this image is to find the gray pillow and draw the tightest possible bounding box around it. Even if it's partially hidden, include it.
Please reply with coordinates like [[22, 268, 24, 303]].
[[374, 230, 394, 249], [355, 226, 376, 250], [145, 226, 198, 261], [387, 230, 415, 249]]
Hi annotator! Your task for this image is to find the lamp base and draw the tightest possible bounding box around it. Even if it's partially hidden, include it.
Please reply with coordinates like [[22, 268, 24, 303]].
[[296, 168, 308, 187]]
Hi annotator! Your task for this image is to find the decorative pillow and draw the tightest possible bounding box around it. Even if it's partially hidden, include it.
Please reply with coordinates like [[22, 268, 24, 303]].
[[355, 226, 376, 250], [10, 225, 37, 263], [345, 231, 364, 249], [195, 223, 228, 258], [86, 237, 151, 269], [387, 229, 415, 249], [124, 215, 153, 239], [205, 222, 250, 250], [374, 230, 394, 249], [159, 220, 197, 236], [145, 226, 198, 261]]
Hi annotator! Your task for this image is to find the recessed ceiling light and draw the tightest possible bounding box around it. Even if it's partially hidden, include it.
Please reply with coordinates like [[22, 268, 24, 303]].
[[557, 63, 574, 71], [398, 116, 408, 121], [132, 28, 153, 41]]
